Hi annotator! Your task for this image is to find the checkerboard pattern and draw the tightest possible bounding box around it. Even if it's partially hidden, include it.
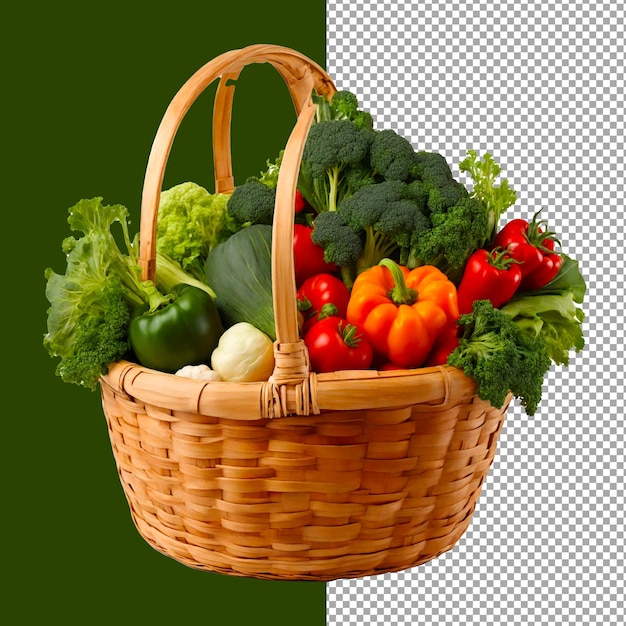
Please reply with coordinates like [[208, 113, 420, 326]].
[[325, 1, 625, 623]]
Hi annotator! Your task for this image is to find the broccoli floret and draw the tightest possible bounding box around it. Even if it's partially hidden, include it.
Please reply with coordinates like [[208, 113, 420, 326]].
[[329, 90, 375, 129], [405, 152, 490, 280], [344, 160, 378, 195], [410, 151, 467, 211], [226, 179, 276, 226], [54, 279, 131, 390], [410, 195, 489, 281], [447, 299, 552, 416], [369, 129, 419, 182], [339, 180, 431, 271], [329, 90, 358, 118], [299, 118, 374, 214], [403, 180, 430, 213], [311, 211, 363, 286], [409, 150, 452, 181]]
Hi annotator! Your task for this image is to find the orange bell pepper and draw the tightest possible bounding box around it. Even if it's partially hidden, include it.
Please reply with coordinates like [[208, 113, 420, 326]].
[[346, 258, 460, 369]]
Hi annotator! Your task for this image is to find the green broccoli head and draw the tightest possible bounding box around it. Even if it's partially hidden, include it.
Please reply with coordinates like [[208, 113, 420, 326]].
[[329, 90, 374, 129], [226, 179, 276, 227], [311, 210, 363, 267], [402, 151, 490, 279], [410, 151, 468, 213], [369, 129, 419, 182], [410, 195, 489, 281], [410, 150, 452, 180], [447, 299, 552, 415], [339, 180, 431, 268], [302, 120, 373, 179], [299, 119, 374, 213]]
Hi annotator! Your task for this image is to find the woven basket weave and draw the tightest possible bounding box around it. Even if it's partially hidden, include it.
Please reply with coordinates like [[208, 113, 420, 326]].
[[99, 44, 511, 581]]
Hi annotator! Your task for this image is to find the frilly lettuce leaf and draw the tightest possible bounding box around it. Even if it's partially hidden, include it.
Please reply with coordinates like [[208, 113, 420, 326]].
[[501, 254, 586, 366], [44, 198, 165, 389], [156, 182, 233, 281]]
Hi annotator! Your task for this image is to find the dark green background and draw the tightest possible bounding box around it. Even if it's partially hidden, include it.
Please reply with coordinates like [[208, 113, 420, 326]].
[[5, 2, 327, 623]]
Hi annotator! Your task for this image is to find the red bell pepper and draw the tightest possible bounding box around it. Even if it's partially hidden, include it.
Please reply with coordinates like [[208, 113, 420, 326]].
[[492, 210, 563, 290], [456, 247, 523, 315]]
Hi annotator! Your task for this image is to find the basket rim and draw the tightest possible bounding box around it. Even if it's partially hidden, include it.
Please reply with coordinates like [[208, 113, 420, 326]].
[[100, 361, 481, 421]]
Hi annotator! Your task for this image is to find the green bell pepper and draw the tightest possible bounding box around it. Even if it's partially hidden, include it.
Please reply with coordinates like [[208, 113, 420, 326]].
[[129, 283, 223, 373]]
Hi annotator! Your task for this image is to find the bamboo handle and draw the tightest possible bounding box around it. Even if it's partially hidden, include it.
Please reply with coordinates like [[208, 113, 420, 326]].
[[139, 44, 335, 282], [138, 45, 337, 414]]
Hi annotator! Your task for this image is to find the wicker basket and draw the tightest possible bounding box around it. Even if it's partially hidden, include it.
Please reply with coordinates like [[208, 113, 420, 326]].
[[99, 44, 511, 581]]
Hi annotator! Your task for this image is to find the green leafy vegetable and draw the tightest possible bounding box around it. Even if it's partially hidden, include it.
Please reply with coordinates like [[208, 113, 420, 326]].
[[44, 198, 170, 389], [156, 182, 233, 282], [459, 149, 518, 245], [204, 224, 275, 340], [253, 150, 284, 188], [155, 251, 217, 298], [500, 254, 586, 365], [52, 279, 132, 389]]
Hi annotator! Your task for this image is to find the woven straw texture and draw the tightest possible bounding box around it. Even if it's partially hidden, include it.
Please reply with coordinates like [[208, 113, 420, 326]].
[[99, 44, 511, 581]]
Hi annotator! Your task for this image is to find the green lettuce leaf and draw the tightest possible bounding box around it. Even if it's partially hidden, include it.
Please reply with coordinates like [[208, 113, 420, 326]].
[[44, 198, 166, 389], [500, 254, 586, 366], [156, 182, 233, 281]]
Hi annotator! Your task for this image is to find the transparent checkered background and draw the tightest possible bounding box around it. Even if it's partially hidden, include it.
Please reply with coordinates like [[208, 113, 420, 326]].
[[326, 1, 624, 624]]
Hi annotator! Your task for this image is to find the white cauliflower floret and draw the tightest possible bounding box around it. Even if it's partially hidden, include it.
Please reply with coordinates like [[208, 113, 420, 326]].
[[175, 364, 222, 382]]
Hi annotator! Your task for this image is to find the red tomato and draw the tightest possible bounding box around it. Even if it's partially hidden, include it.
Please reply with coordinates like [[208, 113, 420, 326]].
[[491, 211, 563, 291], [297, 273, 350, 335], [293, 223, 338, 286], [294, 190, 307, 213], [304, 316, 373, 373]]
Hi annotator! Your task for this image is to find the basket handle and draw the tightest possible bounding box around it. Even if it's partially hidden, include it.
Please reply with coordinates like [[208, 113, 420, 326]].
[[138, 44, 336, 416]]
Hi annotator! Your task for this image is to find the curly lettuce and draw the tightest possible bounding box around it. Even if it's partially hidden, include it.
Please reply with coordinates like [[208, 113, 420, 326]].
[[44, 198, 169, 389], [156, 182, 233, 281], [500, 254, 586, 365]]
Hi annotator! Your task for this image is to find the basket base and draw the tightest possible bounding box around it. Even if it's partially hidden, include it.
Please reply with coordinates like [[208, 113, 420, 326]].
[[129, 504, 477, 581], [101, 365, 509, 581]]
